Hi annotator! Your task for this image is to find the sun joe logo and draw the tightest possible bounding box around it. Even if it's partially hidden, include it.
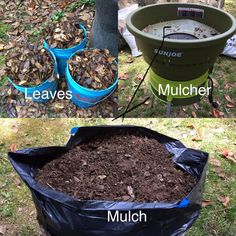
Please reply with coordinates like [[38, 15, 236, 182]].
[[154, 49, 183, 58]]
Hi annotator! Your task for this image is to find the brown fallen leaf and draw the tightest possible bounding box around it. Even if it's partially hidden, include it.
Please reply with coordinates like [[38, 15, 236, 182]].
[[46, 182, 55, 190], [12, 21, 20, 29], [10, 143, 18, 152], [0, 44, 5, 51], [209, 157, 221, 167], [51, 102, 65, 112], [35, 62, 43, 69], [122, 195, 131, 201], [186, 124, 195, 129], [3, 19, 13, 23], [192, 127, 205, 142], [193, 103, 199, 110], [192, 136, 202, 142], [14, 178, 21, 187], [18, 80, 28, 86], [28, 0, 36, 11], [222, 148, 230, 157], [172, 123, 180, 128], [202, 199, 214, 207], [75, 38, 82, 44], [73, 176, 80, 182], [65, 12, 75, 18], [107, 56, 116, 64], [126, 56, 134, 63], [80, 13, 91, 21], [81, 160, 88, 166], [4, 43, 14, 50], [97, 175, 107, 180], [0, 225, 7, 235], [212, 166, 226, 179], [29, 210, 35, 216], [11, 125, 18, 133], [212, 108, 224, 118], [224, 94, 234, 104], [218, 196, 230, 207], [198, 127, 205, 137], [191, 111, 197, 118], [119, 73, 129, 80], [226, 102, 234, 109], [212, 78, 219, 87], [127, 186, 135, 198], [220, 149, 236, 164], [224, 84, 231, 90]]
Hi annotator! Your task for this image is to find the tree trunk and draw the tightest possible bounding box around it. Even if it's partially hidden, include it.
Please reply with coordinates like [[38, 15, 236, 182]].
[[89, 0, 118, 57]]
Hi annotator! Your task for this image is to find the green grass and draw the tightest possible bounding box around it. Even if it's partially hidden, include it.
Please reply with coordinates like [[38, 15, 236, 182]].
[[0, 54, 5, 66], [51, 10, 64, 22], [66, 2, 80, 12], [65, 0, 95, 13], [0, 22, 11, 41], [118, 1, 236, 118], [0, 119, 235, 235], [226, 0, 236, 17], [80, 0, 95, 6], [18, 224, 39, 236]]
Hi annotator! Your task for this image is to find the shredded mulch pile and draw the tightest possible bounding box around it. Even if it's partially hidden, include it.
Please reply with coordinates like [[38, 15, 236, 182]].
[[43, 17, 85, 48], [36, 132, 196, 203], [68, 49, 117, 90], [4, 41, 55, 86]]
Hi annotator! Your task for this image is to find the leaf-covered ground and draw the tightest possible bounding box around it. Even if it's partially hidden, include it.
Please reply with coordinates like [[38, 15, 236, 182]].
[[0, 118, 235, 235], [0, 0, 117, 118], [118, 0, 236, 118]]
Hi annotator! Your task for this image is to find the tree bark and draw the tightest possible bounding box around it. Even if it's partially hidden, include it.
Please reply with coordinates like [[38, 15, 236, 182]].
[[89, 0, 118, 57]]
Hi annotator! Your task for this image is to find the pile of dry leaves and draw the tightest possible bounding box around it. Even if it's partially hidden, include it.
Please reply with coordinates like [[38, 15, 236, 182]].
[[0, 1, 118, 118], [43, 17, 85, 48], [68, 49, 117, 90], [4, 41, 55, 86]]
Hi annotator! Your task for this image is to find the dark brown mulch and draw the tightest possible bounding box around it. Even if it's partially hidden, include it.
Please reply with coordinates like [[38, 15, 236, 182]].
[[68, 49, 117, 90], [36, 132, 196, 203]]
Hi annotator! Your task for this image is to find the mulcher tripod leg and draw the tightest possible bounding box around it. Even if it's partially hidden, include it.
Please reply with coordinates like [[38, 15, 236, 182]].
[[166, 101, 172, 117]]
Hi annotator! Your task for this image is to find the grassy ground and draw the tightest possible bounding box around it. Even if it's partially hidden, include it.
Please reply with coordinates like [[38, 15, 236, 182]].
[[0, 118, 236, 235], [118, 0, 236, 118]]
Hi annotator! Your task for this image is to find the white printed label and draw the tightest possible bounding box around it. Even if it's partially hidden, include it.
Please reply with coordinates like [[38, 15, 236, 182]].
[[177, 7, 205, 19], [107, 210, 147, 223]]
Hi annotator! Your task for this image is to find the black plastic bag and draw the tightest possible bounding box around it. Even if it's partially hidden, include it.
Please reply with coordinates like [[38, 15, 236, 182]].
[[8, 126, 209, 236]]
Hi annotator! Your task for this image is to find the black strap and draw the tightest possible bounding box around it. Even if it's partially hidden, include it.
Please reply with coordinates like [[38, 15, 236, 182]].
[[113, 97, 150, 121], [208, 75, 219, 109]]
